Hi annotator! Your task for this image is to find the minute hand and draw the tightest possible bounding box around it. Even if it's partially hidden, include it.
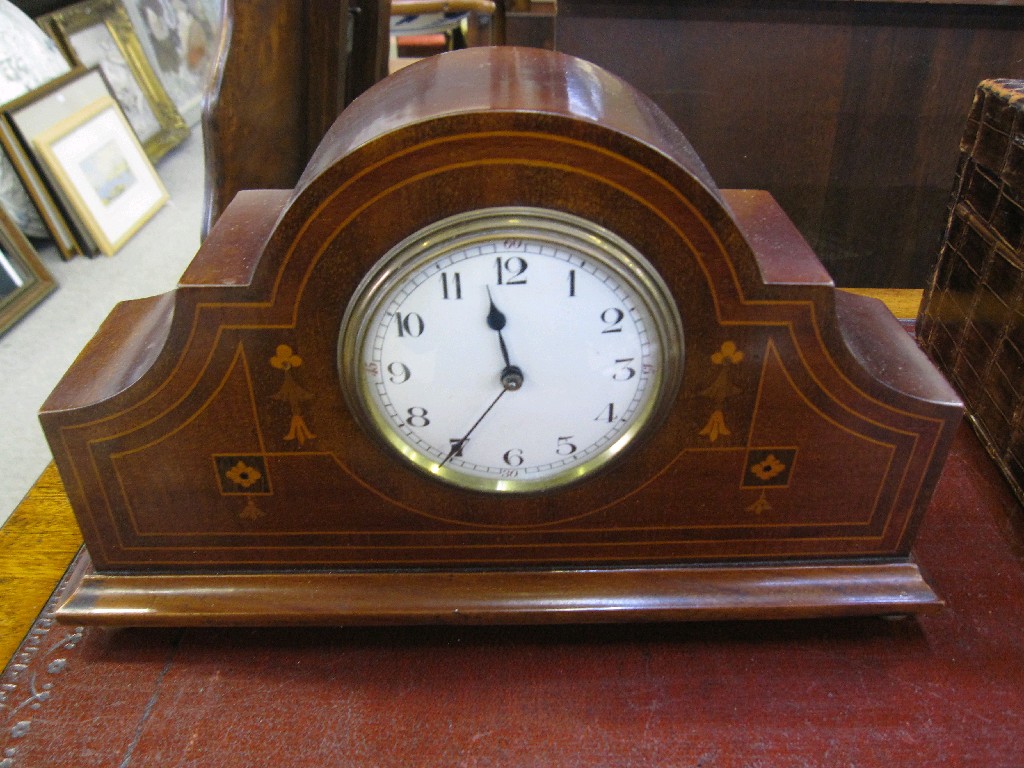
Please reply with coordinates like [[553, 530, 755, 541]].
[[440, 387, 508, 468]]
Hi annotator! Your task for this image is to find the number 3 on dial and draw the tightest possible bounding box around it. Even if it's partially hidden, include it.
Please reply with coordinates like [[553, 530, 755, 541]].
[[339, 208, 684, 493]]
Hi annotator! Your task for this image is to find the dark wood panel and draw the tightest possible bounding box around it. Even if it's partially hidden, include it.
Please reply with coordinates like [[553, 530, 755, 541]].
[[505, 1, 556, 50], [202, 0, 315, 237], [345, 0, 390, 106], [552, 0, 1024, 287], [201, 0, 387, 238]]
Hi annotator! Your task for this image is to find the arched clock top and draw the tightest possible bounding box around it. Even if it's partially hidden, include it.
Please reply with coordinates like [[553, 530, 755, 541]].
[[292, 47, 722, 203], [181, 46, 841, 336], [40, 46, 962, 626]]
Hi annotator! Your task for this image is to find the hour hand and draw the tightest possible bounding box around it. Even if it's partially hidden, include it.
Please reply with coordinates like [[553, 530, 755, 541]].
[[486, 287, 507, 335], [485, 288, 523, 390]]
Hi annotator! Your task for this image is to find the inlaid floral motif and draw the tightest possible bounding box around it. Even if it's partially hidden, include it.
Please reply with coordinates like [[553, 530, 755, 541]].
[[270, 344, 316, 445], [699, 341, 744, 443], [225, 460, 262, 489], [750, 453, 786, 482]]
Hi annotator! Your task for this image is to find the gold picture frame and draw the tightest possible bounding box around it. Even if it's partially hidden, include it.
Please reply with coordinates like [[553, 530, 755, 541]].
[[0, 204, 56, 336], [33, 95, 168, 255], [38, 0, 189, 161], [120, 0, 221, 127]]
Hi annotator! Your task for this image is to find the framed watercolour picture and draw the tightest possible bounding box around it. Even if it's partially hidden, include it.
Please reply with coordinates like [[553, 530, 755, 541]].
[[0, 106, 83, 258], [0, 202, 55, 336], [1, 67, 106, 258], [39, 0, 188, 161], [33, 95, 167, 255]]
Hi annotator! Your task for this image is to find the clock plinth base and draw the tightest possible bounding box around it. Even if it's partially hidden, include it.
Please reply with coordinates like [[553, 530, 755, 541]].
[[56, 552, 941, 626]]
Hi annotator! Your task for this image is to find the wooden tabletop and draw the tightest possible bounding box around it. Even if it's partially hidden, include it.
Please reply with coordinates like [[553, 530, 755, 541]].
[[0, 289, 922, 666], [0, 464, 81, 665]]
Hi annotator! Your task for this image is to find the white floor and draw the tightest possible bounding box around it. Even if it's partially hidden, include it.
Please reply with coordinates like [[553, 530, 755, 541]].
[[0, 130, 205, 525]]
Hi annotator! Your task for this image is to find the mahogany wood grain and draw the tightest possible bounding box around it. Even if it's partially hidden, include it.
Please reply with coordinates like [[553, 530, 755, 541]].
[[0, 288, 921, 665], [202, 0, 311, 237], [37, 48, 962, 624], [57, 554, 941, 626], [201, 0, 387, 237]]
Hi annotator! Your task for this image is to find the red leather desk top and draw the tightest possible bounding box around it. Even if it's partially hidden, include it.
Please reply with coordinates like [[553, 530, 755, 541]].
[[2, 423, 1023, 767]]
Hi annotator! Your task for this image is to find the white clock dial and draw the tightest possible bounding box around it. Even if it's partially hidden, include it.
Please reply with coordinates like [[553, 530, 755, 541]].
[[340, 208, 683, 493]]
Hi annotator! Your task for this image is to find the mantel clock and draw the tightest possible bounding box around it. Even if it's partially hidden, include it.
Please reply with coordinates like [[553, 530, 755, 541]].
[[41, 47, 962, 625]]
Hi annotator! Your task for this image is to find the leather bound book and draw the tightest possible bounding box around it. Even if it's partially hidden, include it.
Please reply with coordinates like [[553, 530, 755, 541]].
[[918, 78, 1024, 507]]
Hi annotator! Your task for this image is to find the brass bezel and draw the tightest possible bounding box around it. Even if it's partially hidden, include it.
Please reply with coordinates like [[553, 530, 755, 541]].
[[339, 207, 684, 493]]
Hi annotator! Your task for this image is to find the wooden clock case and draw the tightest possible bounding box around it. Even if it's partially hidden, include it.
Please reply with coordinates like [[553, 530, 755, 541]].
[[41, 47, 963, 626]]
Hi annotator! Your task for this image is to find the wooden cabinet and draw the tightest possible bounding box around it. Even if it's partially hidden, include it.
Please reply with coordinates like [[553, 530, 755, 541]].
[[516, 0, 1024, 287]]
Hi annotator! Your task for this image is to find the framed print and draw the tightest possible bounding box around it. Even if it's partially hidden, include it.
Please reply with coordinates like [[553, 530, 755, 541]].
[[121, 0, 220, 126], [0, 108, 83, 258], [0, 202, 55, 336], [1, 68, 108, 258], [39, 0, 189, 161], [0, 1, 72, 241], [33, 95, 167, 255], [6, 67, 124, 256]]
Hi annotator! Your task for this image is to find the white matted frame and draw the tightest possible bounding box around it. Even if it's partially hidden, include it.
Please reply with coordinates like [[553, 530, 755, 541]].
[[2, 67, 104, 258], [33, 96, 167, 255], [8, 68, 129, 256]]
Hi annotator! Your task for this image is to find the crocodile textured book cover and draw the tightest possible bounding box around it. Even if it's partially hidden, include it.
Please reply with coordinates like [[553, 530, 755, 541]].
[[919, 78, 1024, 507]]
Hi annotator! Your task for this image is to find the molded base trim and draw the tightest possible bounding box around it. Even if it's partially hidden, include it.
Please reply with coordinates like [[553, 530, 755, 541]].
[[56, 552, 942, 626]]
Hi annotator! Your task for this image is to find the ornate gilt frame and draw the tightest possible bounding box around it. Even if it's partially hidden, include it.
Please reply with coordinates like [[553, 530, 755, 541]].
[[38, 0, 189, 161]]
